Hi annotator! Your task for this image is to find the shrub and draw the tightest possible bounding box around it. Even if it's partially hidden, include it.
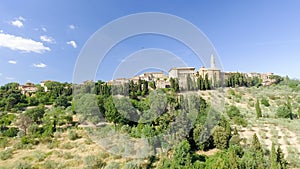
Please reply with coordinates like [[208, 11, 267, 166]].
[[0, 149, 13, 160], [43, 160, 59, 169], [233, 117, 248, 127], [0, 137, 8, 148], [212, 126, 230, 150], [83, 155, 106, 169], [276, 105, 292, 119], [21, 136, 39, 145], [63, 152, 73, 159], [104, 162, 120, 169], [34, 151, 47, 162], [61, 142, 73, 149], [47, 139, 59, 149], [261, 97, 270, 107], [4, 127, 19, 137], [14, 161, 32, 169], [68, 129, 79, 141], [123, 160, 141, 169], [229, 135, 241, 146], [226, 105, 241, 119]]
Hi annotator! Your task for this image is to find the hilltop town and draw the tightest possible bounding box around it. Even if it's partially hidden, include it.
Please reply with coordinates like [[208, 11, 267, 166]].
[[107, 55, 277, 90]]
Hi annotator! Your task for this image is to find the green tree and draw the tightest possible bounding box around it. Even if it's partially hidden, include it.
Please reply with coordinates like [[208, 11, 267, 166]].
[[276, 101, 293, 119], [226, 105, 241, 119], [255, 99, 262, 118], [212, 126, 230, 150], [270, 143, 278, 169], [172, 139, 192, 168], [17, 114, 32, 135], [54, 95, 70, 108], [251, 133, 262, 153], [261, 97, 270, 107], [277, 146, 287, 169], [74, 94, 103, 124], [197, 76, 204, 90], [24, 104, 45, 123]]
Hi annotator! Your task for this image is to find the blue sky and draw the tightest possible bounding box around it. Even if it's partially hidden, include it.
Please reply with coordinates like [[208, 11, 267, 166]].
[[0, 0, 300, 85]]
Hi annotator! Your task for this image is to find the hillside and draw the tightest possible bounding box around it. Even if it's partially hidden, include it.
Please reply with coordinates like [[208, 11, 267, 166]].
[[0, 79, 299, 168]]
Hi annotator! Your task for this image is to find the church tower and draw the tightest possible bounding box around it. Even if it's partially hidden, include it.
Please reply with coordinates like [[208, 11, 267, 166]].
[[210, 54, 215, 68]]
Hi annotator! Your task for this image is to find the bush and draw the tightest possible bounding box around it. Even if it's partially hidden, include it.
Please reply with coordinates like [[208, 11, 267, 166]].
[[226, 105, 241, 119], [43, 160, 59, 169], [0, 137, 8, 148], [4, 127, 19, 137], [15, 161, 32, 169], [34, 151, 47, 162], [233, 117, 248, 127], [104, 162, 120, 169], [83, 155, 106, 169], [261, 97, 270, 107], [276, 105, 292, 119], [0, 149, 13, 160], [0, 113, 16, 126], [123, 160, 141, 169], [212, 126, 230, 150], [47, 139, 59, 149], [68, 129, 79, 140], [61, 142, 74, 150], [21, 136, 39, 145]]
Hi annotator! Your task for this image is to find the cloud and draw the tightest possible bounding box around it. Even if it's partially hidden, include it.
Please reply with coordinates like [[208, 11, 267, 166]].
[[0, 73, 2, 76], [67, 40, 77, 48], [42, 27, 47, 32], [11, 16, 25, 28], [8, 60, 17, 64], [33, 63, 47, 68], [40, 35, 55, 44], [11, 20, 23, 28], [0, 32, 50, 53], [18, 16, 26, 21], [69, 24, 75, 29]]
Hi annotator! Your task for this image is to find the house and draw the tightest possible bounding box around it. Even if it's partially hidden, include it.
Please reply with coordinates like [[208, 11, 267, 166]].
[[40, 80, 52, 92], [18, 83, 38, 95]]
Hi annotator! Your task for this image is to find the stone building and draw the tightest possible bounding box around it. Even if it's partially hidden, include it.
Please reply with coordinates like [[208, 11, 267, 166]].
[[196, 54, 222, 86], [18, 83, 38, 95], [168, 67, 195, 88]]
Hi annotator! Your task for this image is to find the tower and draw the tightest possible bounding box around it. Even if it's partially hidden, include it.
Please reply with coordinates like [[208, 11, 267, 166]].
[[210, 54, 215, 68]]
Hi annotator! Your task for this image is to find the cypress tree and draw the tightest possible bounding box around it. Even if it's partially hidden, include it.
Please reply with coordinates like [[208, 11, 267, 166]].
[[270, 143, 278, 169], [277, 145, 287, 169], [251, 133, 262, 153], [256, 99, 262, 118]]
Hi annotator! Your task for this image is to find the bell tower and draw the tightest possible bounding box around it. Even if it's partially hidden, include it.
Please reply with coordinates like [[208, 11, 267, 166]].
[[210, 54, 215, 68]]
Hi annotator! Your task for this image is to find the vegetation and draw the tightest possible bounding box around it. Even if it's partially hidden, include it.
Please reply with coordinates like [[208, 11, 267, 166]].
[[255, 99, 262, 118], [0, 77, 298, 168]]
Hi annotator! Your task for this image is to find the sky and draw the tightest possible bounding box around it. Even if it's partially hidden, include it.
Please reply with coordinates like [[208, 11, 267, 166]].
[[0, 0, 300, 85]]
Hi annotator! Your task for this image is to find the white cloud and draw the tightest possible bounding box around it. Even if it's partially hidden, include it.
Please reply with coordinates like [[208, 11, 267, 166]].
[[8, 60, 17, 64], [69, 24, 75, 29], [33, 63, 47, 68], [42, 27, 47, 32], [0, 32, 50, 53], [40, 35, 55, 44], [11, 16, 26, 28], [0, 73, 2, 76], [67, 40, 77, 48], [11, 20, 23, 28], [18, 16, 26, 21]]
